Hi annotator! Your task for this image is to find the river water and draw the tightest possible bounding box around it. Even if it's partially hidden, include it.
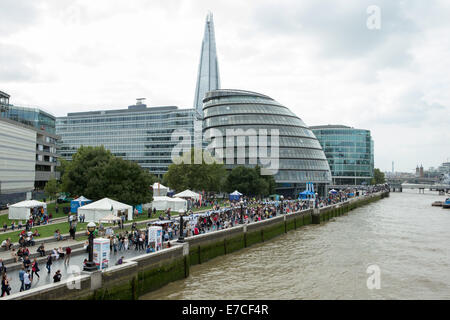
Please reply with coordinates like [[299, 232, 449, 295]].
[[142, 190, 450, 300]]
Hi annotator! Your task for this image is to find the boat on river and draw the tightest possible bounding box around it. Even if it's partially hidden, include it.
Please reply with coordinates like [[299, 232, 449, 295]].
[[443, 198, 450, 209], [432, 201, 443, 207]]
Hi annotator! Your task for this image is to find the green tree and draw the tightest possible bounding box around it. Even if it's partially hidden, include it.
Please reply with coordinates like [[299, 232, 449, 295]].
[[371, 168, 386, 185], [61, 146, 156, 205], [225, 165, 276, 198], [44, 178, 60, 200], [163, 148, 227, 193]]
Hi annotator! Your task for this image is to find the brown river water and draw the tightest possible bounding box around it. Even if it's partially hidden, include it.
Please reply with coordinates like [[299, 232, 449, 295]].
[[142, 190, 450, 300]]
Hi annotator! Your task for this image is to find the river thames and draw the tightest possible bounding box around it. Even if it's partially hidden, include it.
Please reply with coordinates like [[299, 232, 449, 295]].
[[142, 190, 450, 300]]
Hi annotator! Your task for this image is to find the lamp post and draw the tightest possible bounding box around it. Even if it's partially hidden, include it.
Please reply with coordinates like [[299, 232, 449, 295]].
[[83, 222, 97, 272], [280, 195, 284, 215], [177, 209, 185, 243], [240, 200, 244, 224]]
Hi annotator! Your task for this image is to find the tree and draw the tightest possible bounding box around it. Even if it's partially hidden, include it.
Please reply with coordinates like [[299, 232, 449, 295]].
[[44, 178, 60, 200], [225, 165, 276, 198], [163, 148, 227, 193], [371, 168, 386, 185], [61, 146, 156, 205]]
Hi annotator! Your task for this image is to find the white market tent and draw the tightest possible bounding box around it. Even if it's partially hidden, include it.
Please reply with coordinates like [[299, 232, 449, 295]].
[[151, 196, 187, 212], [98, 213, 122, 224], [152, 183, 169, 197], [77, 198, 133, 223], [8, 200, 47, 220], [174, 189, 200, 200]]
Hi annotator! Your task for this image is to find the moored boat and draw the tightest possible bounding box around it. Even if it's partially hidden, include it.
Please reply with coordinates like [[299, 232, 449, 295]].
[[432, 201, 443, 207], [443, 198, 450, 209]]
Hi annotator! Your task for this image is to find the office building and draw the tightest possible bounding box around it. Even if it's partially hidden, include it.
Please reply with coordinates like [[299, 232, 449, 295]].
[[56, 101, 195, 178], [310, 125, 374, 185], [1, 91, 60, 204], [202, 89, 332, 196]]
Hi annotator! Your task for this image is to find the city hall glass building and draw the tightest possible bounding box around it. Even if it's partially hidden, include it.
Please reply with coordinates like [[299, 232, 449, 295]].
[[310, 125, 374, 186], [202, 89, 332, 196], [56, 103, 195, 178]]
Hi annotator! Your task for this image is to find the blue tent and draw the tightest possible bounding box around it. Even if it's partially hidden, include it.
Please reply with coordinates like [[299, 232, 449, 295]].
[[298, 190, 315, 200], [229, 190, 243, 201], [70, 196, 92, 213]]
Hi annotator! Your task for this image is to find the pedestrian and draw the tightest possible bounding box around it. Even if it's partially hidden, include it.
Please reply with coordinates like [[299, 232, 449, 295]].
[[31, 258, 40, 279], [1, 273, 11, 297], [23, 255, 31, 271], [0, 259, 6, 274], [18, 267, 25, 292], [24, 270, 32, 290], [64, 246, 72, 265], [53, 270, 62, 283], [46, 254, 52, 273]]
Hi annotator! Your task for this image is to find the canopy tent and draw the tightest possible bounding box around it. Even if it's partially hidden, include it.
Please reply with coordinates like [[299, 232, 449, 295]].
[[77, 198, 133, 223], [151, 196, 187, 212], [174, 189, 200, 200], [70, 195, 92, 213], [152, 183, 169, 197], [98, 214, 122, 224], [298, 190, 315, 200], [329, 189, 338, 194], [229, 190, 243, 201], [8, 200, 47, 220]]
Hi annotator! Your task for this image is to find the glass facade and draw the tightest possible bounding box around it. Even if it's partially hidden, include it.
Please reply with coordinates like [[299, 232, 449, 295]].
[[2, 105, 56, 134], [56, 104, 195, 178], [202, 89, 332, 196], [310, 125, 374, 185]]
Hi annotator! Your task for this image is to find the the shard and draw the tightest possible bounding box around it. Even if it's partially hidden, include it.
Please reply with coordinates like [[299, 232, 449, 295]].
[[193, 12, 220, 119]]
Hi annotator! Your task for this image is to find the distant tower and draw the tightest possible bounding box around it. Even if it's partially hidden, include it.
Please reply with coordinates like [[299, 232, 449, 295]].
[[193, 12, 221, 118], [420, 164, 424, 178], [416, 165, 419, 176]]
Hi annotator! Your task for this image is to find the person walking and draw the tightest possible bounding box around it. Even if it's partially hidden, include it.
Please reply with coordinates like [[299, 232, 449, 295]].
[[1, 273, 11, 297], [31, 258, 40, 279], [18, 267, 25, 292], [46, 254, 52, 274], [64, 246, 72, 265], [23, 270, 32, 290]]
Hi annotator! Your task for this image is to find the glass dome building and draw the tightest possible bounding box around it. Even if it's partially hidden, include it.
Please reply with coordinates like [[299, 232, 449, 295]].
[[202, 89, 332, 196]]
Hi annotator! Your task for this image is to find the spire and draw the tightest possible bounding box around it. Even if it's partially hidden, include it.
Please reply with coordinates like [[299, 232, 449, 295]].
[[193, 12, 220, 118]]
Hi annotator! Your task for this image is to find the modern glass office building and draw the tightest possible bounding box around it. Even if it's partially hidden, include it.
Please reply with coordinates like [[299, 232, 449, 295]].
[[56, 102, 195, 178], [1, 104, 56, 134], [202, 89, 332, 196], [0, 91, 59, 196], [310, 125, 374, 185]]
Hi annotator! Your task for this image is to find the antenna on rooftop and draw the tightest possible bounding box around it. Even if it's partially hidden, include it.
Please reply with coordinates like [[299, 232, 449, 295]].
[[136, 98, 146, 105]]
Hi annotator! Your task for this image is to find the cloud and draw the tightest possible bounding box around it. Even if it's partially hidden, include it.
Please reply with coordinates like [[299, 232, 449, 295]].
[[1, 0, 449, 172]]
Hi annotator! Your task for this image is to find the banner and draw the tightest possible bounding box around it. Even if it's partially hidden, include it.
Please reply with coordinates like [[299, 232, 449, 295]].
[[148, 226, 163, 251], [93, 238, 110, 270]]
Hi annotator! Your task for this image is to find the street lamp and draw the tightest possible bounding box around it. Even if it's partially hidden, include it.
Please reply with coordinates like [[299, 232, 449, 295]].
[[83, 221, 97, 272], [177, 209, 185, 243], [280, 195, 284, 215]]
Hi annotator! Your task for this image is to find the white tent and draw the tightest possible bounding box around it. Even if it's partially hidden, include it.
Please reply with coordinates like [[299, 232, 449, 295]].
[[174, 189, 200, 200], [152, 183, 169, 197], [73, 196, 91, 202], [77, 198, 133, 222], [98, 213, 122, 224], [151, 196, 187, 212], [171, 197, 188, 211], [8, 200, 47, 220]]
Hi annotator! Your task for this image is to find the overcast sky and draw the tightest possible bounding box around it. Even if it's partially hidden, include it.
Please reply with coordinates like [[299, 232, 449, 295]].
[[1, 0, 449, 172]]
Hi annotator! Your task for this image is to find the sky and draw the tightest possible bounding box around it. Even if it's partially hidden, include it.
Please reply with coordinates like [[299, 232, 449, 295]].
[[1, 0, 449, 172]]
